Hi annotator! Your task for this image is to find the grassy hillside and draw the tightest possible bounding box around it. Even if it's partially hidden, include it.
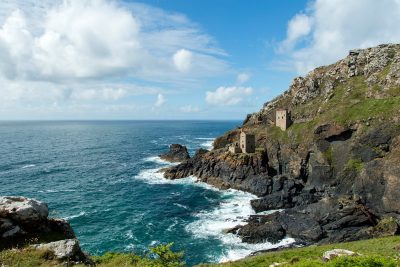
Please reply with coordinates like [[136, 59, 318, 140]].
[[200, 236, 400, 267], [1, 236, 400, 266]]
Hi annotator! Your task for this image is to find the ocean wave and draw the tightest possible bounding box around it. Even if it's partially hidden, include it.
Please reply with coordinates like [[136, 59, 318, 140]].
[[195, 137, 215, 150], [38, 189, 77, 193], [138, 152, 295, 263], [143, 156, 175, 165], [21, 164, 36, 169], [173, 203, 189, 210], [166, 218, 180, 232], [186, 191, 295, 263], [134, 167, 196, 185], [64, 211, 86, 220], [200, 140, 214, 150]]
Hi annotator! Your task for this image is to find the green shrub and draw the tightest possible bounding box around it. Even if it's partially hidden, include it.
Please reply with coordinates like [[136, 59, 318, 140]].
[[345, 158, 364, 172], [93, 243, 185, 267], [149, 242, 185, 267]]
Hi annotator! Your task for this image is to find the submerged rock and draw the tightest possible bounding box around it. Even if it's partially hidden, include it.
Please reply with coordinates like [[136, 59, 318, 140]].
[[159, 144, 190, 162]]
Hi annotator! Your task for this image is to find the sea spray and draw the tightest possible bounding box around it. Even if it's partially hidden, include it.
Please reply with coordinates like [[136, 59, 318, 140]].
[[138, 155, 295, 263]]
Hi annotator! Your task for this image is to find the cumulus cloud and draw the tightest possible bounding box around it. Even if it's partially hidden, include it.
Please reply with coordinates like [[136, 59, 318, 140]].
[[0, 0, 230, 118], [279, 0, 400, 74], [154, 93, 166, 107], [206, 86, 253, 106], [279, 14, 313, 52], [180, 105, 200, 113], [173, 49, 193, 72], [236, 73, 250, 84], [71, 88, 127, 101], [0, 0, 228, 82]]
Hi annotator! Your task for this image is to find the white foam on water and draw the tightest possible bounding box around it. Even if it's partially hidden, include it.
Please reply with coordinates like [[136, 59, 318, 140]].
[[185, 189, 296, 263], [38, 189, 77, 193], [195, 137, 215, 150], [200, 140, 214, 150], [22, 164, 36, 169], [173, 203, 189, 210], [136, 154, 295, 263], [64, 211, 86, 220], [143, 156, 172, 165], [135, 167, 197, 185]]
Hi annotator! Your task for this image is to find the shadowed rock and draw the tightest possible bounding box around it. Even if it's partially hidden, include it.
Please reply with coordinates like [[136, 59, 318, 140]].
[[159, 144, 190, 162]]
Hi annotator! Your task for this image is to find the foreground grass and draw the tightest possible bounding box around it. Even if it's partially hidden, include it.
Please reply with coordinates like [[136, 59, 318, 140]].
[[1, 237, 400, 266], [200, 236, 400, 267], [0, 243, 184, 267]]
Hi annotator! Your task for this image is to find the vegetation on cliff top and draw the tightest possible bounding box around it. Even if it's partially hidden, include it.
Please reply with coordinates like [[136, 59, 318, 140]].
[[0, 243, 185, 267], [214, 44, 400, 149], [2, 236, 400, 266], [200, 235, 400, 267]]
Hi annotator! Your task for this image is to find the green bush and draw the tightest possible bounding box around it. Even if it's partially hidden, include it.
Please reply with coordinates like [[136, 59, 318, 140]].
[[93, 243, 185, 267], [345, 158, 364, 172]]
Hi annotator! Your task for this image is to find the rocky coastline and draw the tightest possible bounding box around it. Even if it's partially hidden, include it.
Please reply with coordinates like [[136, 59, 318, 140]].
[[0, 196, 91, 264], [163, 44, 400, 247]]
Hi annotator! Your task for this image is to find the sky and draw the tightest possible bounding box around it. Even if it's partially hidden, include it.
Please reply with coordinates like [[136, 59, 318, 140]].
[[1, 0, 400, 120]]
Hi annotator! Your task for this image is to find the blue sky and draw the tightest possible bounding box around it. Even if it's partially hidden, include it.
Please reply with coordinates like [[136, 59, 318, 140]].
[[0, 0, 400, 120]]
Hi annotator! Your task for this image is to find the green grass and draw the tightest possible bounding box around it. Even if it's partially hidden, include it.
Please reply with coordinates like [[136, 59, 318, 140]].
[[199, 236, 400, 267], [0, 249, 62, 267], [0, 243, 184, 267], [345, 158, 364, 172], [3, 237, 400, 267], [323, 147, 334, 165]]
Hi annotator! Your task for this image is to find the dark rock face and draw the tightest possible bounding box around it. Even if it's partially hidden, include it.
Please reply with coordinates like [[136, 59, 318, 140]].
[[159, 144, 190, 162], [0, 196, 75, 250], [164, 120, 400, 246], [163, 44, 400, 248]]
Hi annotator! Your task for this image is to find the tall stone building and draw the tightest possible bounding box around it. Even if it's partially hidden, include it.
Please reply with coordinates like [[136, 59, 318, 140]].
[[240, 130, 255, 153], [276, 109, 290, 131]]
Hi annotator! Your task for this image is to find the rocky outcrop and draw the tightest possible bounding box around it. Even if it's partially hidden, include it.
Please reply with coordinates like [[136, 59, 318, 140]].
[[159, 144, 190, 162], [31, 239, 87, 261], [0, 196, 75, 250], [162, 44, 400, 248], [322, 249, 358, 261]]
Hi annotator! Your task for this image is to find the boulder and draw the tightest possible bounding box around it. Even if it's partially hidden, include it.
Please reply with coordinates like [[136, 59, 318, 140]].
[[237, 214, 285, 243], [159, 144, 190, 162], [0, 196, 75, 250], [31, 239, 86, 261], [0, 196, 48, 222], [322, 249, 358, 261]]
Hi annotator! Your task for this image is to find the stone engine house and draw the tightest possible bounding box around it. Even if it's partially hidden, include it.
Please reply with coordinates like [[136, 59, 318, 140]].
[[239, 131, 255, 153], [276, 109, 290, 131]]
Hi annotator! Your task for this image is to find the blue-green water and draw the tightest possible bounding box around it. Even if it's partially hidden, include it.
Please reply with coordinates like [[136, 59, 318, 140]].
[[0, 121, 293, 266]]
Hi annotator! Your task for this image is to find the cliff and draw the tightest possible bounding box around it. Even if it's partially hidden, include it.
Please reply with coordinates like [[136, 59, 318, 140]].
[[164, 44, 400, 245]]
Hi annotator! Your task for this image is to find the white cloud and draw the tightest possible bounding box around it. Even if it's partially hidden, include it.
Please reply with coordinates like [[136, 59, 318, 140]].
[[279, 14, 313, 52], [236, 73, 250, 84], [71, 88, 127, 101], [180, 105, 200, 113], [173, 49, 192, 72], [0, 0, 228, 82], [206, 86, 253, 106], [279, 0, 400, 74], [154, 93, 166, 107], [0, 0, 230, 118]]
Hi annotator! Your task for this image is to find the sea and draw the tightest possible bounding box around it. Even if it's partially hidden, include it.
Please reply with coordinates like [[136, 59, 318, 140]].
[[0, 121, 294, 266]]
